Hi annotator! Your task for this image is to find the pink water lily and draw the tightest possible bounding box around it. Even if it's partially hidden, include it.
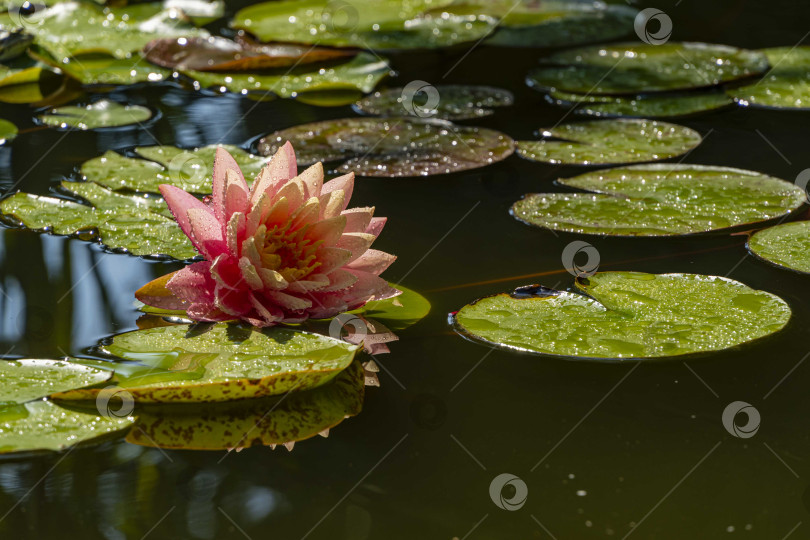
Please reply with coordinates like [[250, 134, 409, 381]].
[[137, 143, 400, 327]]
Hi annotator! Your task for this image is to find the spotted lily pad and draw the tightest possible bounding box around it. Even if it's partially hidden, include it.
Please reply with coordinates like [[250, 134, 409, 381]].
[[52, 324, 359, 403], [81, 144, 269, 193], [0, 117, 16, 143], [232, 0, 496, 50], [0, 399, 134, 454], [453, 272, 792, 359], [511, 164, 807, 236], [182, 52, 389, 98], [516, 119, 701, 165], [547, 89, 734, 118], [0, 359, 112, 404], [0, 181, 196, 258], [36, 99, 153, 130], [527, 42, 769, 95], [258, 117, 515, 177], [354, 85, 513, 120], [127, 359, 364, 450], [729, 47, 810, 109], [748, 221, 810, 274]]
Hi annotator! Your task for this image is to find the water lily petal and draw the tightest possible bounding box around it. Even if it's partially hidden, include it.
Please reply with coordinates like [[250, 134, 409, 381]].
[[347, 249, 396, 275], [159, 184, 211, 253], [250, 141, 296, 205], [187, 207, 226, 258], [336, 232, 376, 262], [213, 146, 247, 224], [298, 162, 324, 199], [342, 207, 374, 233]]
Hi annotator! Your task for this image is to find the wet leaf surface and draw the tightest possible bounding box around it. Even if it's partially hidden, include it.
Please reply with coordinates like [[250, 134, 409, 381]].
[[258, 117, 515, 177], [547, 89, 734, 118], [747, 221, 810, 274], [30, 46, 171, 86], [453, 272, 792, 359], [354, 85, 513, 120], [516, 118, 701, 165], [511, 164, 807, 236], [36, 99, 153, 130], [527, 42, 769, 95], [729, 47, 810, 109], [0, 359, 112, 404]]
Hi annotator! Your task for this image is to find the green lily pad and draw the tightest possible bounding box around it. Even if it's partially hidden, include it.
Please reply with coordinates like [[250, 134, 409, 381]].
[[182, 52, 389, 98], [354, 85, 513, 120], [0, 182, 196, 259], [0, 358, 112, 404], [351, 284, 431, 331], [453, 272, 792, 359], [729, 47, 810, 109], [257, 117, 515, 177], [748, 221, 810, 274], [0, 117, 16, 143], [127, 359, 364, 450], [29, 46, 171, 86], [81, 144, 269, 193], [511, 164, 807, 236], [0, 1, 207, 63], [516, 119, 701, 165], [0, 399, 134, 454], [0, 58, 44, 87], [36, 99, 153, 130], [527, 42, 769, 95], [0, 28, 33, 61], [547, 89, 735, 118], [52, 324, 359, 403], [232, 0, 496, 50]]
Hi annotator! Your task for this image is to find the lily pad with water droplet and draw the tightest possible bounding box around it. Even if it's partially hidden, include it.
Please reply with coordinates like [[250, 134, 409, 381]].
[[516, 118, 701, 165], [453, 272, 792, 359], [81, 144, 269, 193], [127, 359, 364, 450], [52, 324, 359, 403], [257, 117, 515, 177], [527, 42, 769, 95], [182, 52, 389, 98], [36, 99, 153, 130], [0, 182, 197, 259], [729, 47, 810, 109], [29, 45, 171, 86], [0, 117, 16, 143], [510, 164, 807, 236], [0, 359, 112, 404], [354, 85, 513, 120], [747, 221, 810, 274], [232, 0, 496, 50], [0, 399, 134, 454], [547, 89, 734, 118]]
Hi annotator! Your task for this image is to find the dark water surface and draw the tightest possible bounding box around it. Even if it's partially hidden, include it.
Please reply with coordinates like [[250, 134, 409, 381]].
[[1, 1, 810, 538]]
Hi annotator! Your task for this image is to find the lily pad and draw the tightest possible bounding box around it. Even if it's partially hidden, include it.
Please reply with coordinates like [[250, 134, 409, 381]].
[[0, 59, 44, 87], [126, 359, 364, 450], [547, 89, 734, 118], [143, 35, 357, 71], [516, 118, 701, 165], [257, 117, 515, 177], [81, 144, 269, 193], [527, 42, 769, 95], [0, 399, 134, 454], [0, 358, 112, 404], [0, 28, 33, 61], [351, 284, 431, 331], [729, 47, 810, 109], [29, 46, 171, 86], [748, 221, 810, 274], [182, 52, 389, 98], [0, 182, 196, 259], [0, 117, 16, 143], [232, 0, 496, 50], [453, 272, 792, 359], [354, 85, 513, 120], [510, 164, 807, 236], [36, 99, 153, 130], [52, 324, 359, 403]]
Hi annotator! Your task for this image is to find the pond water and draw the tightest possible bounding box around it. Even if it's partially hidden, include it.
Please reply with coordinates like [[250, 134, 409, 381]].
[[1, 0, 809, 538]]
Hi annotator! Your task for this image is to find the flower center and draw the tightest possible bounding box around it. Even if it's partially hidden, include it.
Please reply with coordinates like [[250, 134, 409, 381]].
[[258, 221, 321, 283]]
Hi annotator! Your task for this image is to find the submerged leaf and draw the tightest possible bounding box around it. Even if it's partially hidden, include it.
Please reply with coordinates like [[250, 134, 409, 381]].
[[453, 272, 791, 359], [527, 42, 769, 95], [354, 85, 513, 120], [516, 118, 701, 165], [0, 359, 111, 404], [730, 47, 810, 109], [747, 221, 810, 274], [53, 324, 359, 403], [511, 164, 807, 236], [36, 99, 153, 130], [547, 89, 734, 118], [127, 359, 365, 450], [258, 117, 515, 177]]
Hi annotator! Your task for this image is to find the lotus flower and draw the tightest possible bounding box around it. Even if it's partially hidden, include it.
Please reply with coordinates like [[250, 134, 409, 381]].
[[136, 143, 399, 326]]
